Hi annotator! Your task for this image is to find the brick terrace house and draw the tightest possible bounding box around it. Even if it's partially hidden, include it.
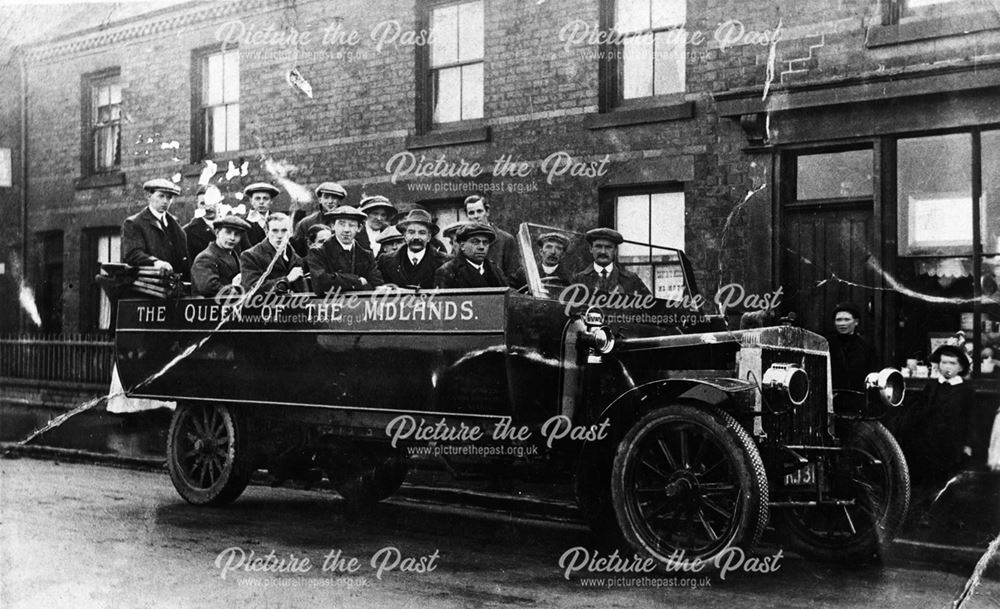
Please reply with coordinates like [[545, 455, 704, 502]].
[[2, 0, 1000, 378]]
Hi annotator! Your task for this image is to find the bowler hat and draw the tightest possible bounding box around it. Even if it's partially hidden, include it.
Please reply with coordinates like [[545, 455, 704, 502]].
[[456, 222, 496, 243], [536, 232, 569, 249], [584, 227, 624, 245], [243, 182, 280, 197], [315, 182, 347, 198], [213, 215, 250, 233], [326, 205, 368, 224], [930, 344, 971, 374], [359, 195, 397, 215], [376, 225, 404, 244], [396, 208, 440, 236], [143, 178, 181, 196]]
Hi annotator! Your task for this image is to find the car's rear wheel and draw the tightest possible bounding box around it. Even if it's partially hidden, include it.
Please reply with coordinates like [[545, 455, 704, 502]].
[[611, 404, 769, 564], [775, 420, 910, 563], [167, 403, 255, 505]]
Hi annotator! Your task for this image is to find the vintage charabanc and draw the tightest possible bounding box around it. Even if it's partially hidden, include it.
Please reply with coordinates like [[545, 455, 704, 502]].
[[111, 223, 909, 566]]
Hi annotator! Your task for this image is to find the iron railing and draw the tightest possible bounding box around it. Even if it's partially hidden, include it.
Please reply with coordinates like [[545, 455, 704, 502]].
[[0, 334, 114, 386]]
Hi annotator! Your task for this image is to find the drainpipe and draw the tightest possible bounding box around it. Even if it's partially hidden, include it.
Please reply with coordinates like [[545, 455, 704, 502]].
[[18, 48, 28, 333]]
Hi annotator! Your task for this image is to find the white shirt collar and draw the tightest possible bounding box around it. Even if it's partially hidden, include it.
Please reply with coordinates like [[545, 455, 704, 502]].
[[337, 239, 354, 252], [367, 225, 382, 255], [148, 207, 166, 223], [541, 264, 558, 274], [593, 263, 614, 275], [409, 248, 426, 265], [466, 259, 484, 272], [938, 375, 964, 385]]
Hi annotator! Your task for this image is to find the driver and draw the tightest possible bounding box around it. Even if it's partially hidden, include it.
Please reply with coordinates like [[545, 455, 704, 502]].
[[511, 232, 571, 297], [572, 228, 651, 296]]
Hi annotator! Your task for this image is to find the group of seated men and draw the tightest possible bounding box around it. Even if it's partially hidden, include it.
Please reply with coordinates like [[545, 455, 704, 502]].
[[120, 178, 653, 298]]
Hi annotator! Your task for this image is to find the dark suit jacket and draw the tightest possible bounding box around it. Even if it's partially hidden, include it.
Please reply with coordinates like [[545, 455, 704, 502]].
[[829, 332, 880, 392], [245, 218, 266, 248], [240, 239, 307, 294], [487, 226, 521, 280], [191, 242, 241, 297], [182, 217, 214, 263], [572, 265, 651, 296], [306, 240, 382, 294], [434, 254, 507, 289], [379, 247, 446, 289], [292, 210, 328, 257], [121, 207, 190, 279], [905, 379, 977, 480]]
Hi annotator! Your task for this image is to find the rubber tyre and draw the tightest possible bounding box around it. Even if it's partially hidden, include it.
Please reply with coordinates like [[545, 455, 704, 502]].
[[775, 420, 910, 563], [167, 403, 255, 506], [611, 404, 769, 564]]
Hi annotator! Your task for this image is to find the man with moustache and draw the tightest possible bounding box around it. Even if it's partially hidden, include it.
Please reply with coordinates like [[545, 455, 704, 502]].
[[463, 195, 520, 279], [434, 223, 507, 289], [511, 232, 572, 297], [240, 212, 307, 294], [356, 195, 398, 256], [182, 185, 217, 261], [571, 228, 651, 296], [121, 178, 190, 279], [243, 182, 281, 248], [292, 181, 346, 256], [307, 205, 383, 294], [380, 209, 446, 289], [191, 215, 250, 297]]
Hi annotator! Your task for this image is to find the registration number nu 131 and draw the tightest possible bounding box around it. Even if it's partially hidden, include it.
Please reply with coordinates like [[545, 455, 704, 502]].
[[784, 463, 816, 486]]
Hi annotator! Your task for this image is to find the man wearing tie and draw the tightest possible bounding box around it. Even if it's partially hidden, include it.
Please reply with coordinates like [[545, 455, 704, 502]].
[[572, 228, 651, 296], [243, 182, 281, 248], [356, 195, 398, 256], [191, 215, 250, 297], [240, 213, 307, 294], [306, 206, 383, 294], [380, 209, 445, 289], [434, 223, 507, 289], [182, 185, 217, 262], [121, 178, 190, 279]]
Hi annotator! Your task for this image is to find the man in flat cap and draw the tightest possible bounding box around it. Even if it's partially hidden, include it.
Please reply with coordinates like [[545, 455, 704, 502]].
[[571, 228, 651, 296], [375, 226, 405, 260], [121, 178, 190, 279], [512, 232, 572, 297], [380, 209, 446, 289], [307, 205, 383, 294], [464, 195, 520, 279], [434, 223, 507, 289], [191, 215, 249, 297], [243, 182, 281, 248], [240, 212, 307, 295], [292, 182, 346, 257], [357, 195, 398, 256], [183, 184, 218, 262]]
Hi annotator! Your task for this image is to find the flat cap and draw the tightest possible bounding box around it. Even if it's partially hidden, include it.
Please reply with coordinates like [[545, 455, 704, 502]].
[[315, 182, 347, 198], [584, 227, 624, 245], [213, 215, 251, 233], [536, 232, 569, 248], [396, 208, 440, 236], [456, 222, 496, 243], [359, 195, 397, 215], [243, 182, 280, 197], [442, 220, 472, 238], [326, 205, 368, 224], [375, 225, 404, 244], [143, 178, 181, 196]]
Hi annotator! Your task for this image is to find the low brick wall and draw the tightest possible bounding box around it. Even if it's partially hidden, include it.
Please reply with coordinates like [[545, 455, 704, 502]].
[[0, 378, 107, 411]]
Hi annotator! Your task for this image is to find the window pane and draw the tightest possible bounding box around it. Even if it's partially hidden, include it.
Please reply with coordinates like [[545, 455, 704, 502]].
[[616, 194, 649, 261], [226, 104, 239, 151], [457, 1, 484, 61], [211, 105, 227, 154], [907, 0, 956, 7], [981, 130, 1000, 254], [109, 84, 121, 105], [97, 85, 110, 107], [649, 191, 684, 250], [97, 234, 120, 330], [622, 37, 653, 99], [430, 4, 458, 66], [652, 31, 684, 95], [223, 51, 239, 102], [651, 0, 685, 29], [205, 53, 223, 106], [432, 66, 462, 123], [461, 63, 483, 120], [897, 133, 972, 256], [796, 149, 874, 200], [616, 0, 650, 34]]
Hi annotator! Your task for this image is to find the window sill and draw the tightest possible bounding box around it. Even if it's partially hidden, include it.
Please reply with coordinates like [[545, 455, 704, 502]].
[[585, 101, 695, 130], [74, 171, 125, 190], [182, 154, 244, 178], [867, 10, 1000, 47], [406, 126, 491, 150]]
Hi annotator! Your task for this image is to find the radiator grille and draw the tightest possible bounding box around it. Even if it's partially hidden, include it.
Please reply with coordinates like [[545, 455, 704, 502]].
[[759, 349, 829, 446]]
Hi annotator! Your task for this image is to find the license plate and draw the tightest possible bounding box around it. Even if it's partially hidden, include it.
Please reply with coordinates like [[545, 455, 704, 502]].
[[784, 463, 817, 486]]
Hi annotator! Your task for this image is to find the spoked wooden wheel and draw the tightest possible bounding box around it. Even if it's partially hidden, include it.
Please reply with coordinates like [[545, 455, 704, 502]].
[[775, 421, 910, 563], [167, 403, 254, 506], [611, 405, 769, 564]]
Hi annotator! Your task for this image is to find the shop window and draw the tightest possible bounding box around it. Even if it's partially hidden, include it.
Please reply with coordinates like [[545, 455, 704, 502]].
[[425, 1, 484, 126], [194, 48, 239, 159], [612, 189, 686, 299], [795, 149, 873, 201]]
